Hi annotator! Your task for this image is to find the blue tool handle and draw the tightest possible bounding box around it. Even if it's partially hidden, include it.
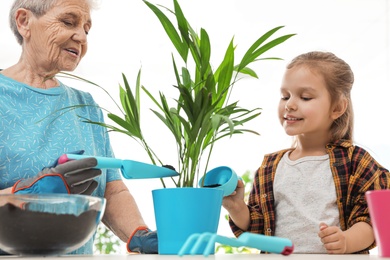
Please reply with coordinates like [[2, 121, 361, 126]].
[[216, 235, 245, 248], [64, 154, 122, 169], [239, 232, 294, 255]]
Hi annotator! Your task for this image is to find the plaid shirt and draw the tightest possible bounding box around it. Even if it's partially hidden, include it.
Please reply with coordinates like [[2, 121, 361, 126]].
[[229, 140, 390, 254]]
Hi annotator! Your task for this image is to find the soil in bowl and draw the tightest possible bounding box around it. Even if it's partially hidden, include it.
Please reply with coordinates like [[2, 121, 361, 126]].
[[0, 203, 99, 255]]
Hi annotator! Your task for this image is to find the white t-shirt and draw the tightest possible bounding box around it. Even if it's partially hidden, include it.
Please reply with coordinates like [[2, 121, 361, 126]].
[[273, 152, 340, 253]]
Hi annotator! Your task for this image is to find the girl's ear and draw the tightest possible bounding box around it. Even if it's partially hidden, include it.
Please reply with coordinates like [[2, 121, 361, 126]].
[[15, 8, 32, 41], [331, 97, 348, 120]]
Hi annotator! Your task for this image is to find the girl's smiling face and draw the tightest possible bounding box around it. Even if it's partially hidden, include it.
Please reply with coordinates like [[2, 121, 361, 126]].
[[24, 0, 92, 73], [278, 65, 335, 139]]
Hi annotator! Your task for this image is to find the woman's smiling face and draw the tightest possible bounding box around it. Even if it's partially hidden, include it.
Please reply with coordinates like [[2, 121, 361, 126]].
[[24, 0, 92, 73]]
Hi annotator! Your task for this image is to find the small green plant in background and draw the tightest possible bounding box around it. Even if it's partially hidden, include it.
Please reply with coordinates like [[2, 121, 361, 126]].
[[93, 224, 121, 254]]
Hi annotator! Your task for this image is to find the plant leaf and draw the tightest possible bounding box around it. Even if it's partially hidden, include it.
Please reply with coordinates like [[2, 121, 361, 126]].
[[143, 0, 188, 61]]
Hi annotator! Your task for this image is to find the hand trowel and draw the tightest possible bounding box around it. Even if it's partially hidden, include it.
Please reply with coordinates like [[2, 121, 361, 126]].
[[58, 154, 179, 179]]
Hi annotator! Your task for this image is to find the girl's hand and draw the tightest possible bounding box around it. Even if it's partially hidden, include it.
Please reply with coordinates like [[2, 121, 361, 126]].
[[222, 179, 245, 212], [222, 179, 250, 231], [318, 222, 347, 254]]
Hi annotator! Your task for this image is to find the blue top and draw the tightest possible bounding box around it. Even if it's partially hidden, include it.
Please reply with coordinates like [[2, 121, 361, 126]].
[[0, 73, 121, 254]]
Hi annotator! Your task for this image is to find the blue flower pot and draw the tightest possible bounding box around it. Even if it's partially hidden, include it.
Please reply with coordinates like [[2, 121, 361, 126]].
[[152, 187, 224, 255]]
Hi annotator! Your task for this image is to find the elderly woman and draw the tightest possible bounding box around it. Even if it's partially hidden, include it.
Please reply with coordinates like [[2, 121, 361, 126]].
[[0, 0, 156, 255]]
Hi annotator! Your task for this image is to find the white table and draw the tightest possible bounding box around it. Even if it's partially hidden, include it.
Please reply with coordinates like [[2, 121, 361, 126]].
[[0, 254, 382, 259]]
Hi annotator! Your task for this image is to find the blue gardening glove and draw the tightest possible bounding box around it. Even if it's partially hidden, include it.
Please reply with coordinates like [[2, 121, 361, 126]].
[[127, 226, 158, 254], [12, 157, 101, 195]]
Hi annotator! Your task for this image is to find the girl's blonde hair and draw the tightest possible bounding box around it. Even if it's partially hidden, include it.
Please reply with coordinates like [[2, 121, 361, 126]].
[[287, 51, 354, 142]]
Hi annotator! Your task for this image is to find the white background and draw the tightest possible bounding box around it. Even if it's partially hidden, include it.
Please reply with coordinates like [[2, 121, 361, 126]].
[[1, 0, 389, 254]]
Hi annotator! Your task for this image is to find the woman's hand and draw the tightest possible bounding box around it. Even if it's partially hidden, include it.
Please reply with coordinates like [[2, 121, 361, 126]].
[[0, 187, 12, 195], [12, 157, 101, 195]]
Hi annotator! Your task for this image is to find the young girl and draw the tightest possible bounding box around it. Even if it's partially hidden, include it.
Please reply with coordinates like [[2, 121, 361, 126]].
[[223, 51, 390, 254]]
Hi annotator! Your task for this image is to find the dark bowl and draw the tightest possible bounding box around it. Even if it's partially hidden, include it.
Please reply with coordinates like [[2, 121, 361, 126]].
[[0, 194, 105, 255]]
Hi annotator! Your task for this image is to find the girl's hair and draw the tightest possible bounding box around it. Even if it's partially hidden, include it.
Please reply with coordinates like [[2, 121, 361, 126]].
[[9, 0, 98, 45], [287, 51, 354, 143]]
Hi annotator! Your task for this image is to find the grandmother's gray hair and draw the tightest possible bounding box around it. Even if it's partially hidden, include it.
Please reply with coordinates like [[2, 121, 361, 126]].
[[9, 0, 99, 45]]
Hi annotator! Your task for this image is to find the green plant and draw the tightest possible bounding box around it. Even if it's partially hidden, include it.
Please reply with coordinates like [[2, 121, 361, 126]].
[[94, 224, 121, 254], [78, 0, 295, 188]]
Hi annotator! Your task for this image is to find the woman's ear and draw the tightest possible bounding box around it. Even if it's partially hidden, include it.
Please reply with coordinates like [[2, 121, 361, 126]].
[[331, 97, 348, 120], [15, 8, 32, 40]]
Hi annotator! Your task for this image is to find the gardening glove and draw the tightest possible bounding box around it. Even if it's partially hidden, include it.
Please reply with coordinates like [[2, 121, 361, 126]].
[[127, 226, 158, 254], [12, 157, 101, 195], [46, 149, 85, 168]]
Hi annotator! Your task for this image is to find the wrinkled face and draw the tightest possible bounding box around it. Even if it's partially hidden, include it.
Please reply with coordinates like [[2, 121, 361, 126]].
[[278, 66, 334, 138], [26, 0, 91, 72]]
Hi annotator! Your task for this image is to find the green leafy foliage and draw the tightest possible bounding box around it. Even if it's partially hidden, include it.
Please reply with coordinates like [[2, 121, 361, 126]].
[[66, 0, 295, 188], [94, 224, 121, 254], [138, 0, 294, 187]]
